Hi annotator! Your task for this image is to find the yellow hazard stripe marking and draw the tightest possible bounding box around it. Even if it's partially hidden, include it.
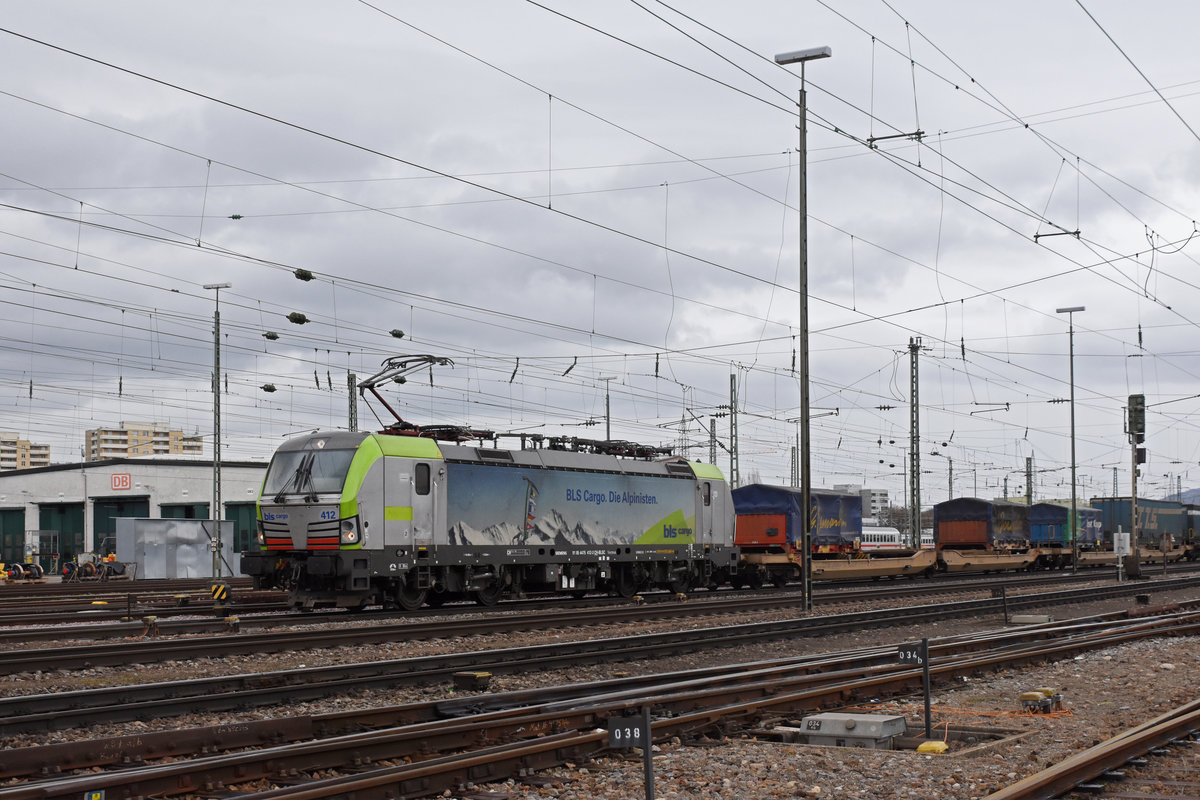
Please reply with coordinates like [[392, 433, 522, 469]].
[[385, 506, 414, 521]]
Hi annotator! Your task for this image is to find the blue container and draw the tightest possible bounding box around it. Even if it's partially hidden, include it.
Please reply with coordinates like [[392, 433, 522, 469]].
[[1029, 502, 1068, 546], [732, 484, 863, 551], [1078, 506, 1103, 545], [1090, 497, 1187, 544], [1029, 503, 1102, 546], [933, 498, 1029, 548]]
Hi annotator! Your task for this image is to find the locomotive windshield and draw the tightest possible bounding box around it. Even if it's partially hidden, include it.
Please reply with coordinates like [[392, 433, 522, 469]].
[[263, 447, 358, 497]]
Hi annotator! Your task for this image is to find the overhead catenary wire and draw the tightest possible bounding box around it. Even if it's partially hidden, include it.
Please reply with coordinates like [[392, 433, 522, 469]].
[[1074, 0, 1200, 146], [2, 16, 1190, 367], [0, 6, 1195, 484]]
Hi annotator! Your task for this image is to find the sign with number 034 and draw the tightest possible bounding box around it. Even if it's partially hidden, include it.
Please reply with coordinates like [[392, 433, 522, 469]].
[[897, 642, 926, 665]]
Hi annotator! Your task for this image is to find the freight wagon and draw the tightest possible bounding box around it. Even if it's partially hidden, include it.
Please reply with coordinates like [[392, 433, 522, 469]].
[[1028, 502, 1103, 568], [733, 484, 936, 583], [1028, 502, 1101, 546], [933, 498, 1031, 548], [732, 485, 863, 555], [931, 498, 1039, 572], [1090, 497, 1187, 544]]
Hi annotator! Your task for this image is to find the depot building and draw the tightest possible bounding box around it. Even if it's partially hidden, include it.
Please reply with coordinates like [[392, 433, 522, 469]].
[[0, 458, 268, 570]]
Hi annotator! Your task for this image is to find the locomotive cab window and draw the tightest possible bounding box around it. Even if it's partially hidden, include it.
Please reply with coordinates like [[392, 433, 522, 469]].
[[703, 482, 712, 506], [415, 463, 431, 496], [263, 447, 357, 495]]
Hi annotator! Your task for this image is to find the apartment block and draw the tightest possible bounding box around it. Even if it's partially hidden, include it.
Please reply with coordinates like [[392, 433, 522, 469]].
[[833, 483, 890, 522], [0, 432, 51, 471], [84, 422, 203, 461]]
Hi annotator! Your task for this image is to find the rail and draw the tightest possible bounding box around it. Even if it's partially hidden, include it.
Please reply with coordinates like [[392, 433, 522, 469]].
[[3, 612, 1200, 798], [983, 698, 1200, 799]]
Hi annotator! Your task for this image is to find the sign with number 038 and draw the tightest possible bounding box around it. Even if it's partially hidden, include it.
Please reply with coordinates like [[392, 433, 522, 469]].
[[607, 716, 648, 748]]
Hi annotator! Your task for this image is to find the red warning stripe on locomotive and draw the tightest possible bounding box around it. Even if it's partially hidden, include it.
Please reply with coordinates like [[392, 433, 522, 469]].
[[306, 535, 340, 550]]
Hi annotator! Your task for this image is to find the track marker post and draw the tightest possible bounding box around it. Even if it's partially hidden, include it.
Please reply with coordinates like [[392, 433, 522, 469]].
[[607, 705, 655, 799], [898, 638, 932, 738], [1115, 528, 1129, 582]]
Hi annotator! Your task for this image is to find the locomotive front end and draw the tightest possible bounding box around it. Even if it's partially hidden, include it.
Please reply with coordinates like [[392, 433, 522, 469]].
[[242, 431, 371, 605]]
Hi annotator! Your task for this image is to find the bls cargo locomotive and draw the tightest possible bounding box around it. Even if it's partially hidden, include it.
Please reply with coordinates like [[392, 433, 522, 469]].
[[240, 428, 738, 610]]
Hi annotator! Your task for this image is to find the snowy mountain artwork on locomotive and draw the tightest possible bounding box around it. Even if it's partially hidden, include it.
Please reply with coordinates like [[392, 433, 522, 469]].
[[445, 461, 697, 548]]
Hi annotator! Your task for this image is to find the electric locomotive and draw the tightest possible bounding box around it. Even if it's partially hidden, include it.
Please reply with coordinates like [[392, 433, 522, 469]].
[[241, 428, 737, 610]]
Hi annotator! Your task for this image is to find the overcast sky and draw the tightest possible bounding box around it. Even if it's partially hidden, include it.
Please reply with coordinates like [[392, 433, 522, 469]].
[[2, 1, 1198, 507]]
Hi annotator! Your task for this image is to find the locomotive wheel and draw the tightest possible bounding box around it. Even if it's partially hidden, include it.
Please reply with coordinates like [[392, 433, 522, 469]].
[[7, 563, 24, 580], [770, 572, 788, 589], [668, 576, 691, 595], [472, 582, 503, 607], [425, 589, 448, 608], [746, 570, 764, 590], [396, 583, 427, 611], [80, 562, 97, 579], [612, 566, 638, 598]]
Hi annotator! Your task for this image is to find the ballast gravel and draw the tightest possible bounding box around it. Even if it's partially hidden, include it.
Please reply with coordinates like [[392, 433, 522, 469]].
[[2, 582, 1199, 799], [479, 634, 1200, 800]]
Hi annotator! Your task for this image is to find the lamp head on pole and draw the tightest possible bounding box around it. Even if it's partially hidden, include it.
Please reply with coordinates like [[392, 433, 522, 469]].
[[774, 46, 832, 65], [775, 46, 831, 87], [1056, 305, 1085, 314]]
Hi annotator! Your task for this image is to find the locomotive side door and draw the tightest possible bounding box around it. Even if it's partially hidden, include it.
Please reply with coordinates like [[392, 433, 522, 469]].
[[382, 459, 438, 548], [410, 461, 436, 547], [697, 481, 716, 546], [382, 457, 413, 548]]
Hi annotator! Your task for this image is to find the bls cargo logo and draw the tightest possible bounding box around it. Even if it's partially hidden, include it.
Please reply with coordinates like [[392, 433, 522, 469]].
[[111, 473, 132, 491]]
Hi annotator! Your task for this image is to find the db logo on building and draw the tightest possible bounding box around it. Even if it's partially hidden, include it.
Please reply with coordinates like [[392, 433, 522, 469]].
[[111, 473, 132, 491]]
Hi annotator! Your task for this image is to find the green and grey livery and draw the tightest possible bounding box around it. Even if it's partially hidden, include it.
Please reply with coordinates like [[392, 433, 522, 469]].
[[241, 430, 737, 610]]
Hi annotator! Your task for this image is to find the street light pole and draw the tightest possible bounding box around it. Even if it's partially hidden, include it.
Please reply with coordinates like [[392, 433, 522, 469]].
[[1057, 305, 1085, 574], [205, 282, 232, 578], [775, 45, 831, 613]]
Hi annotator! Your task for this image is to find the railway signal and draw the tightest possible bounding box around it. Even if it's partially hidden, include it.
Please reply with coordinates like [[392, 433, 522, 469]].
[[1128, 393, 1146, 437]]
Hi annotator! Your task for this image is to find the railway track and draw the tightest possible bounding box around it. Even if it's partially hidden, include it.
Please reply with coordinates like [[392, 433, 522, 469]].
[[2, 610, 1198, 799], [3, 574, 1198, 676], [3, 566, 1197, 635], [0, 577, 1055, 640], [985, 698, 1200, 799], [2, 578, 1198, 735]]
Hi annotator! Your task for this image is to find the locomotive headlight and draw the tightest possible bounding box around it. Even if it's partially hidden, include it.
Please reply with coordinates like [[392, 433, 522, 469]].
[[340, 518, 360, 545]]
